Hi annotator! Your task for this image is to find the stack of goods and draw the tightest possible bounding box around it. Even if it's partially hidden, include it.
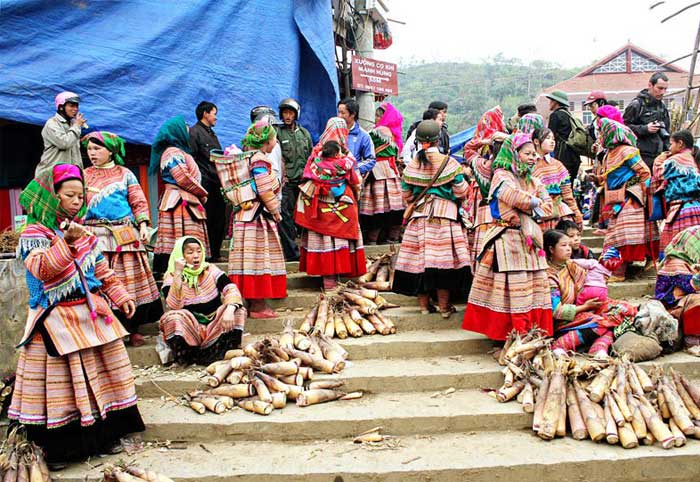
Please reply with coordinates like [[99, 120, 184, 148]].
[[0, 376, 13, 416], [492, 330, 700, 448], [0, 427, 50, 481], [185, 326, 361, 416], [357, 252, 396, 291], [103, 463, 174, 481], [299, 290, 397, 339]]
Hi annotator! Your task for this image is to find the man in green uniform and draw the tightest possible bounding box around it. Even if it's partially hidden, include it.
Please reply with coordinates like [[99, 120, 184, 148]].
[[276, 98, 313, 261]]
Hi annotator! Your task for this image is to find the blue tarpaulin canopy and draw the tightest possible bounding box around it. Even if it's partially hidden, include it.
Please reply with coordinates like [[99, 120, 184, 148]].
[[0, 0, 339, 146]]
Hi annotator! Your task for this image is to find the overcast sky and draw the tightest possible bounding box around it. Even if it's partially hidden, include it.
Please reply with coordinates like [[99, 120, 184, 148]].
[[379, 0, 699, 71]]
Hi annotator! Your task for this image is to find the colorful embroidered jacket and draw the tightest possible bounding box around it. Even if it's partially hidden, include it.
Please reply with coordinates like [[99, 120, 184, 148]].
[[162, 265, 243, 319], [603, 145, 650, 204], [533, 154, 582, 225], [231, 151, 281, 223], [17, 225, 132, 354], [159, 146, 208, 221], [402, 150, 469, 222], [653, 149, 700, 211], [465, 151, 495, 228], [548, 260, 587, 322]]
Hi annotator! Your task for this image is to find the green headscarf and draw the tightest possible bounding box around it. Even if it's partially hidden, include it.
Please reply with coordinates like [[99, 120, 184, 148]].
[[516, 113, 544, 137], [20, 163, 87, 230], [598, 118, 637, 150], [149, 115, 191, 175], [661, 226, 700, 268], [166, 236, 209, 289], [81, 131, 127, 165], [492, 133, 535, 182], [242, 119, 276, 150]]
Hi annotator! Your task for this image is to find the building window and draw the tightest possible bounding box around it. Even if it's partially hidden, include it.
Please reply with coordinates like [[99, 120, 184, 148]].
[[569, 102, 575, 111], [582, 111, 593, 125], [630, 52, 663, 72], [592, 52, 627, 73]]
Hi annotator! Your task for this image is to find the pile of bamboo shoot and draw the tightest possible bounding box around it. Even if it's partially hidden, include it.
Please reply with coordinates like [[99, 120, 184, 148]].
[[357, 251, 396, 291], [103, 463, 174, 482], [299, 290, 397, 339], [493, 330, 700, 449], [185, 324, 361, 416], [0, 427, 50, 482]]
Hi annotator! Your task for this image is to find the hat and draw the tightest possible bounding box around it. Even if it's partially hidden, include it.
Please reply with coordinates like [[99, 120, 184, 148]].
[[584, 90, 607, 106], [545, 90, 569, 106], [415, 120, 440, 143]]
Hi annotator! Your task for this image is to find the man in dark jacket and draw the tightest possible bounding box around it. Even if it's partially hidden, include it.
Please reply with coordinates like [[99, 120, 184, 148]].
[[623, 72, 671, 168], [189, 101, 224, 261], [406, 100, 450, 153], [276, 98, 313, 262], [546, 90, 581, 181]]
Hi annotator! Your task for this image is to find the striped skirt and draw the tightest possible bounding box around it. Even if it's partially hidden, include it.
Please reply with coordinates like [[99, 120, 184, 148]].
[[359, 177, 404, 216], [604, 197, 658, 262], [154, 203, 210, 258], [395, 217, 470, 273], [661, 202, 700, 255], [228, 217, 287, 299], [299, 230, 367, 277], [463, 248, 553, 341]]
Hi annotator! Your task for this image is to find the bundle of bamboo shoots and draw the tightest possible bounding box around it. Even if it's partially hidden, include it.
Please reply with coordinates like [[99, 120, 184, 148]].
[[299, 289, 398, 339], [357, 249, 397, 291], [0, 426, 51, 482], [490, 329, 700, 450], [103, 463, 174, 482], [183, 322, 362, 416]]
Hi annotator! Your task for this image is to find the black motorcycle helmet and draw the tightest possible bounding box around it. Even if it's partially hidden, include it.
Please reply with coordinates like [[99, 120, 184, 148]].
[[278, 98, 301, 120]]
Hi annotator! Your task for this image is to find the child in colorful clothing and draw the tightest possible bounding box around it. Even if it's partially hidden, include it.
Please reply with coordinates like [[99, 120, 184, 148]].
[[296, 134, 366, 289], [83, 131, 162, 346], [555, 219, 595, 260]]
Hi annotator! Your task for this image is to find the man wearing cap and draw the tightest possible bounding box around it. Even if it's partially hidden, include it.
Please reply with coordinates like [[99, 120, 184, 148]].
[[546, 90, 581, 181], [583, 90, 607, 141], [276, 98, 312, 262], [35, 91, 87, 177]]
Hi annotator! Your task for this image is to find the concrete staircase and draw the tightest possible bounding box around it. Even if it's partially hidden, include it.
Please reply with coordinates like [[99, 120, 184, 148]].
[[59, 229, 700, 481]]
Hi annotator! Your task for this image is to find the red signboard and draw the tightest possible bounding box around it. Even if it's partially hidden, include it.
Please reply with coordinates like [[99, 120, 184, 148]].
[[351, 55, 398, 96]]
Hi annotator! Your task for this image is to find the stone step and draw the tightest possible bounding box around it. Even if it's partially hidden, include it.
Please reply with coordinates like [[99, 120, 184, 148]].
[[220, 242, 399, 261], [59, 429, 700, 482], [137, 388, 530, 443], [128, 328, 494, 367], [133, 352, 700, 400]]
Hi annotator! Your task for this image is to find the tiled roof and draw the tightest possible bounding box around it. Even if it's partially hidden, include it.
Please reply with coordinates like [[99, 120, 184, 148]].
[[543, 71, 688, 96]]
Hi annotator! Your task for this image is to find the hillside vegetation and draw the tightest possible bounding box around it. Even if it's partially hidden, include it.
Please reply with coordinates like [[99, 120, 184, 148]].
[[389, 55, 580, 136]]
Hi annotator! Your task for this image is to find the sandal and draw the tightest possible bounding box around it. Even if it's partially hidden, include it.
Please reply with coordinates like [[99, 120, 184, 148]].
[[438, 305, 457, 319], [419, 304, 437, 315]]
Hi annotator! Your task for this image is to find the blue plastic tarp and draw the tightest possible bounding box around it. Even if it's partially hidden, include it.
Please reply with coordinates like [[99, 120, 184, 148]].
[[449, 125, 477, 157], [0, 0, 339, 146]]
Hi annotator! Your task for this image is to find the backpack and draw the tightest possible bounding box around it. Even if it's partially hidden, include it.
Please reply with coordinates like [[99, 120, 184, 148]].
[[563, 110, 594, 157]]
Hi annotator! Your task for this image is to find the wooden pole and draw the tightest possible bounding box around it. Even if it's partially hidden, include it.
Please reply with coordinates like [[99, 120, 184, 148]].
[[682, 19, 700, 126]]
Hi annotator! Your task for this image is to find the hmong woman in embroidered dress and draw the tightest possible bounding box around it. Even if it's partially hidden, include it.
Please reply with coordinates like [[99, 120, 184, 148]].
[[655, 226, 700, 347], [10, 164, 144, 466], [545, 230, 636, 357], [150, 116, 209, 273], [296, 129, 366, 290], [392, 120, 470, 318], [227, 119, 286, 318], [532, 128, 583, 231], [652, 130, 700, 257], [597, 118, 658, 282], [462, 133, 554, 340], [83, 131, 162, 347], [159, 236, 246, 364], [463, 106, 508, 271], [360, 103, 405, 244]]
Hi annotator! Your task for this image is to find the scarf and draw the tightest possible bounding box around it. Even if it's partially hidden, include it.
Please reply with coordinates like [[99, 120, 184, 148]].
[[166, 237, 209, 290], [242, 118, 276, 150], [369, 126, 398, 157], [596, 105, 624, 125], [81, 131, 127, 165], [375, 101, 404, 151], [19, 163, 86, 230], [660, 225, 700, 269], [308, 117, 352, 162], [492, 133, 534, 182], [598, 118, 637, 149], [516, 113, 544, 137], [149, 115, 191, 175]]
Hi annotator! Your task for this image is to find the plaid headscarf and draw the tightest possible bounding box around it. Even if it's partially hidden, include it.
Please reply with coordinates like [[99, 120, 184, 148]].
[[598, 118, 637, 149], [369, 126, 398, 157], [81, 131, 127, 165], [149, 115, 191, 174], [516, 113, 544, 136], [473, 106, 505, 143], [20, 163, 86, 230], [242, 117, 276, 150], [492, 133, 534, 181], [308, 117, 351, 162], [661, 226, 700, 268]]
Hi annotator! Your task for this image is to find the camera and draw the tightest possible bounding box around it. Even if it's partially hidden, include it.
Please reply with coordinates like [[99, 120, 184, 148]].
[[655, 121, 670, 139]]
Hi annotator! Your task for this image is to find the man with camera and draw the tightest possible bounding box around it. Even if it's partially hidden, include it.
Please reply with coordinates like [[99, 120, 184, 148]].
[[623, 72, 671, 168]]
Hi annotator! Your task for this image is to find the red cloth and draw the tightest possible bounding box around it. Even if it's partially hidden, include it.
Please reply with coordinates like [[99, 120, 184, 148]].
[[685, 305, 700, 335], [299, 246, 366, 277], [462, 304, 553, 341], [229, 274, 286, 300], [618, 241, 659, 262]]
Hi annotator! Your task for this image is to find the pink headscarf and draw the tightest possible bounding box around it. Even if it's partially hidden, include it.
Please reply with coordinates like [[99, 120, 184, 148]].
[[53, 164, 83, 185], [596, 105, 624, 125], [375, 102, 404, 151]]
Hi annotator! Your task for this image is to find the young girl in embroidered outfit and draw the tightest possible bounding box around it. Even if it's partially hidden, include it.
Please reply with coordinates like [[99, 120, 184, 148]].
[[150, 116, 210, 274], [83, 131, 162, 347], [9, 164, 144, 467], [393, 120, 471, 318], [159, 236, 246, 364], [532, 128, 583, 230], [296, 134, 366, 290], [463, 133, 554, 339], [226, 119, 286, 318]]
